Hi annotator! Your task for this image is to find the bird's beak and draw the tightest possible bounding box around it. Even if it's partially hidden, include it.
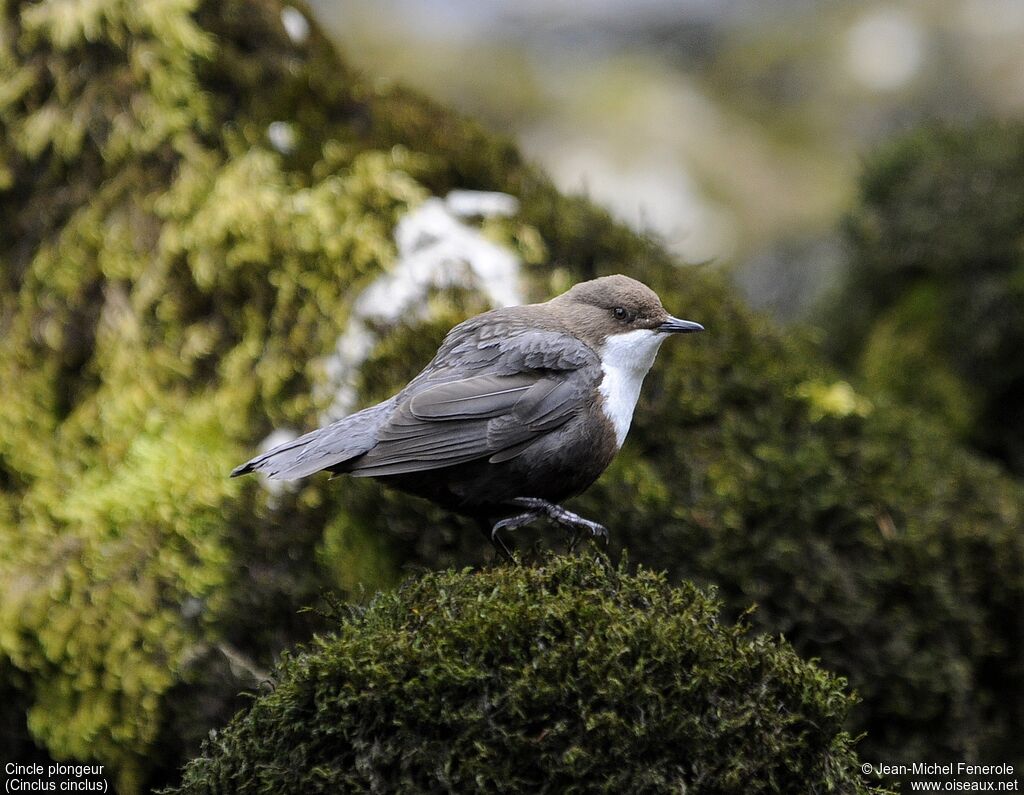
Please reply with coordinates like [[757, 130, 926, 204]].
[[658, 315, 704, 334]]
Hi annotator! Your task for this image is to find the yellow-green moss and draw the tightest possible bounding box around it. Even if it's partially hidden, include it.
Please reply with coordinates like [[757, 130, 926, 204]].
[[0, 1, 434, 787]]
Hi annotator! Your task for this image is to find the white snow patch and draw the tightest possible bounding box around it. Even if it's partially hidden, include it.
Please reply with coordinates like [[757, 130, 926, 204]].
[[267, 121, 297, 155], [281, 6, 310, 44], [446, 190, 520, 218]]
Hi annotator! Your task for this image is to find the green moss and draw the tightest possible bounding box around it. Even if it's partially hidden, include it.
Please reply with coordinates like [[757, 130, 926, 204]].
[[0, 1, 431, 787], [168, 554, 880, 795], [1, 394, 237, 791]]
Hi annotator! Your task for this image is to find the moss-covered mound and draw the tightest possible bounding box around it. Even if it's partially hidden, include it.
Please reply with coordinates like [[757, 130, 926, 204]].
[[827, 122, 1024, 472], [170, 554, 877, 795], [1, 0, 1023, 789]]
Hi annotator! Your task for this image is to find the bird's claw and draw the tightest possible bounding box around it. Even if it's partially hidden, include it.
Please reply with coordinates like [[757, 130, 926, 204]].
[[509, 497, 610, 549], [568, 518, 608, 552]]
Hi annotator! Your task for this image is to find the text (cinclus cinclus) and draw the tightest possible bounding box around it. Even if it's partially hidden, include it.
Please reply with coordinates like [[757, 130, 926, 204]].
[[232, 274, 704, 554]]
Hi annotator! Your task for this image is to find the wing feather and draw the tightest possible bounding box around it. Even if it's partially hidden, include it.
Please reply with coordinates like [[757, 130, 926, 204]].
[[236, 314, 601, 482], [349, 369, 593, 476], [409, 374, 536, 420]]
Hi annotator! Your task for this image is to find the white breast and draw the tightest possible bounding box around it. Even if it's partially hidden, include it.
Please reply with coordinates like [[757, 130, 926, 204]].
[[597, 329, 666, 448]]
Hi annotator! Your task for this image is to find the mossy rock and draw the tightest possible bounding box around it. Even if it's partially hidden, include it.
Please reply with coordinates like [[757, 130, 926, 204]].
[[168, 554, 879, 795]]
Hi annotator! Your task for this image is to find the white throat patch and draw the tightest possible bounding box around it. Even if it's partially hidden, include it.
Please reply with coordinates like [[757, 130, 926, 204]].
[[597, 329, 666, 447]]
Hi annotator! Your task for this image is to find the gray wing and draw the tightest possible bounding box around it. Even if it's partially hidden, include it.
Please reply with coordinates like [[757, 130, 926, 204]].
[[405, 311, 596, 385], [233, 312, 598, 481], [347, 319, 600, 477], [348, 368, 591, 477]]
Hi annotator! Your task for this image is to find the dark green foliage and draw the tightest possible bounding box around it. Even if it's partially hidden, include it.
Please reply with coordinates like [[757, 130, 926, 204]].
[[827, 122, 1024, 472], [169, 554, 878, 795], [600, 389, 1024, 764]]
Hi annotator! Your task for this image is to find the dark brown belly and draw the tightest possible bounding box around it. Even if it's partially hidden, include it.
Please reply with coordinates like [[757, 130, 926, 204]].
[[378, 409, 618, 518]]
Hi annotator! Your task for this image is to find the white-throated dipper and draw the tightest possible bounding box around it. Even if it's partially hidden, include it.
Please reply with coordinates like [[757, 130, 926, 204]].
[[232, 275, 703, 552]]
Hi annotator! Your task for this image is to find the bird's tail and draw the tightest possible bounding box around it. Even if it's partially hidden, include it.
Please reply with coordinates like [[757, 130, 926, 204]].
[[231, 400, 394, 481]]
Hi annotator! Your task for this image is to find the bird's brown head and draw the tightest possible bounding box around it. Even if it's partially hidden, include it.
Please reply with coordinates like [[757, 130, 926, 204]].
[[548, 274, 703, 353]]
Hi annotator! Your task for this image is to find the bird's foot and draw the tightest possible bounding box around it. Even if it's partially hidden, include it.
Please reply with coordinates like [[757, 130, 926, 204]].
[[481, 512, 538, 562], [510, 497, 609, 547], [492, 510, 542, 540], [483, 500, 608, 559]]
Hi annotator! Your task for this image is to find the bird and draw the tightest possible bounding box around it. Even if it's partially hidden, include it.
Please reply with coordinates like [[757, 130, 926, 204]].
[[232, 274, 704, 554]]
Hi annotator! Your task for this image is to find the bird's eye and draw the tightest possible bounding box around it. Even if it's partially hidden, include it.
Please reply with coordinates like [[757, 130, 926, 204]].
[[613, 306, 630, 321]]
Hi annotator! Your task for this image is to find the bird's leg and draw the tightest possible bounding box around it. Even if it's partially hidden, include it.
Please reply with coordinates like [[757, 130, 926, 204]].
[[490, 510, 542, 560], [479, 513, 538, 562], [492, 510, 543, 538], [510, 498, 609, 545]]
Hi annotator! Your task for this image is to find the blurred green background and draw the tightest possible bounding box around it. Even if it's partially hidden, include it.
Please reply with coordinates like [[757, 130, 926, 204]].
[[1, 0, 1023, 792]]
